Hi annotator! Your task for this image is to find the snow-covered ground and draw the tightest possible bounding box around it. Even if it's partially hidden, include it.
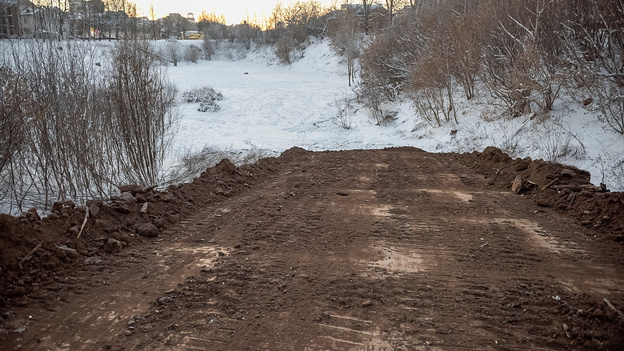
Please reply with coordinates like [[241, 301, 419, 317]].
[[161, 39, 623, 191]]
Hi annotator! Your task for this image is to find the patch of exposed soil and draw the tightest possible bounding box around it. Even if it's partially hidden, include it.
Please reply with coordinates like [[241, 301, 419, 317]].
[[0, 159, 277, 311], [1, 147, 623, 350], [455, 147, 624, 237]]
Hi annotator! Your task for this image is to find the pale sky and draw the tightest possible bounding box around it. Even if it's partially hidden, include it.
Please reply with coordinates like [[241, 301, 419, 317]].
[[134, 0, 336, 25]]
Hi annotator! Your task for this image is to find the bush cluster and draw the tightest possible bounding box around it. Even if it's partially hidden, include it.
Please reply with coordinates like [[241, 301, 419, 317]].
[[0, 40, 178, 214], [357, 0, 624, 133]]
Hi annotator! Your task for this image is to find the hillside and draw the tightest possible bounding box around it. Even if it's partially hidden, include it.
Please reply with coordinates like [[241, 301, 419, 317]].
[[164, 39, 624, 192]]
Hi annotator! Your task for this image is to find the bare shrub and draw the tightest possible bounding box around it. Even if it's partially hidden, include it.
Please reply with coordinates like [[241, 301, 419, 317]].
[[410, 49, 456, 126], [561, 0, 624, 134], [0, 39, 178, 214], [164, 40, 181, 66], [235, 22, 254, 50], [166, 147, 227, 184], [358, 85, 386, 125], [183, 87, 223, 113], [360, 16, 424, 101], [334, 94, 356, 129], [0, 66, 25, 175], [202, 35, 214, 60], [185, 44, 201, 64], [536, 121, 586, 162], [106, 39, 179, 186], [411, 87, 454, 127], [275, 34, 296, 64], [479, 0, 566, 117], [269, 1, 328, 64], [183, 87, 223, 103], [3, 40, 114, 209]]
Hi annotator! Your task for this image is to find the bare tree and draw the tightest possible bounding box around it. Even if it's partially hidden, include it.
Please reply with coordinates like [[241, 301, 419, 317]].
[[165, 40, 181, 66], [384, 0, 405, 27], [561, 0, 624, 134], [361, 0, 371, 34], [329, 6, 362, 86]]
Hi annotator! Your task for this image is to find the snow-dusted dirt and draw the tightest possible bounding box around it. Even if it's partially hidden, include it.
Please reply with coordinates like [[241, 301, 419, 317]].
[[164, 39, 624, 191]]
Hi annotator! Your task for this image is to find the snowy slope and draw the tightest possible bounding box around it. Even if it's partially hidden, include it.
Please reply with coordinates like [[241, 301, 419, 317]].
[[162, 39, 624, 191]]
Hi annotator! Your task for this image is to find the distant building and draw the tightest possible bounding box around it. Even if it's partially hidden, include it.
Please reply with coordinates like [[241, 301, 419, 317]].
[[0, 0, 19, 37], [69, 0, 105, 14]]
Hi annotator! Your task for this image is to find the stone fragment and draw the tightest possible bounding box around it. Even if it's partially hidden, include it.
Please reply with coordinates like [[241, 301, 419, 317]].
[[511, 175, 524, 194], [104, 238, 123, 254], [120, 192, 136, 202], [561, 169, 576, 178], [515, 161, 530, 171], [89, 203, 100, 217], [119, 184, 143, 195], [137, 223, 159, 237]]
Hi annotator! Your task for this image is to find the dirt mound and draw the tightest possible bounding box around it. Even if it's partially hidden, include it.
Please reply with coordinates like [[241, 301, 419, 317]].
[[455, 147, 624, 239], [0, 155, 285, 312]]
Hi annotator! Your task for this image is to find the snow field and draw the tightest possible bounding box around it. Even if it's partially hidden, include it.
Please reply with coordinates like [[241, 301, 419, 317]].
[[162, 39, 623, 191]]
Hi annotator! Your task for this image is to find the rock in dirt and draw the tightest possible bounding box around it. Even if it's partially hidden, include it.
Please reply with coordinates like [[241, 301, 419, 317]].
[[215, 159, 237, 175], [561, 169, 577, 178], [215, 187, 232, 197], [95, 219, 116, 233], [536, 200, 551, 207], [153, 218, 166, 229], [51, 201, 75, 214], [88, 203, 100, 217], [84, 257, 103, 265], [515, 160, 530, 171], [140, 203, 149, 214], [167, 214, 180, 224], [120, 192, 136, 202], [512, 175, 524, 194], [103, 239, 123, 254], [24, 208, 41, 221], [112, 202, 133, 214], [119, 184, 144, 195], [67, 225, 80, 236], [137, 223, 159, 237]]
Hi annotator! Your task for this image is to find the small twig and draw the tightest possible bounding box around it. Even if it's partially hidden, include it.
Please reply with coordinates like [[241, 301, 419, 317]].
[[541, 178, 559, 191], [19, 242, 42, 269], [77, 205, 89, 239], [604, 298, 624, 319], [479, 242, 489, 250]]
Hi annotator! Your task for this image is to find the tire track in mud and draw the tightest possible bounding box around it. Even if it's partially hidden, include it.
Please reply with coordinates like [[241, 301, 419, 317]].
[[4, 149, 623, 350], [125, 149, 622, 351]]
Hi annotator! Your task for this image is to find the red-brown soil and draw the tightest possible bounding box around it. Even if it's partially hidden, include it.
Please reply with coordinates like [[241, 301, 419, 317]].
[[1, 147, 623, 350]]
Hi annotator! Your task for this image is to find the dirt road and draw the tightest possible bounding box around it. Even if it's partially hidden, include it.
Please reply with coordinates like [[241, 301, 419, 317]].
[[3, 148, 623, 350]]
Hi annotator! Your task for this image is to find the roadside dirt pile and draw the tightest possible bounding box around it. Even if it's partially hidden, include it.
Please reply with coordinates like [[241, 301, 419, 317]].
[[0, 157, 283, 311], [456, 147, 624, 240]]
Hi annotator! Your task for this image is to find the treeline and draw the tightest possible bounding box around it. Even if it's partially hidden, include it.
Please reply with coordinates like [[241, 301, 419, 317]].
[[356, 0, 624, 133], [197, 0, 623, 135]]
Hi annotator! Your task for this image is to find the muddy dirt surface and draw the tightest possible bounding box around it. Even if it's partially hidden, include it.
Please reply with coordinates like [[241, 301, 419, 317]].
[[1, 147, 623, 350]]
